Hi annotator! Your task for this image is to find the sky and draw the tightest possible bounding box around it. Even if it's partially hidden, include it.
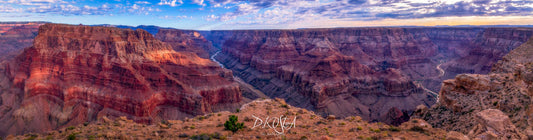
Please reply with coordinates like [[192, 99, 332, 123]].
[[0, 0, 532, 30]]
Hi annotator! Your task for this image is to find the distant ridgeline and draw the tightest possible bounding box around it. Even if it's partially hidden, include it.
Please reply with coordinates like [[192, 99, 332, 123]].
[[91, 24, 166, 35]]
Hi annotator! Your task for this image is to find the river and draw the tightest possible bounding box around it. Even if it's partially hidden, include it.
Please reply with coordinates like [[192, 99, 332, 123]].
[[210, 51, 270, 99]]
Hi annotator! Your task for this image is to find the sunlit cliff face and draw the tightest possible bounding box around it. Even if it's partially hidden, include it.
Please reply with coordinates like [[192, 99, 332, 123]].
[[0, 24, 243, 136], [146, 50, 214, 66]]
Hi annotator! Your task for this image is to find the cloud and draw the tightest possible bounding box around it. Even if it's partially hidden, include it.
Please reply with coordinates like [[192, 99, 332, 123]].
[[158, 0, 183, 7], [205, 14, 219, 21], [159, 15, 191, 19], [4, 0, 66, 5], [0, 5, 22, 12], [193, 0, 206, 6], [135, 1, 151, 4], [347, 0, 367, 5], [206, 2, 262, 21], [128, 4, 161, 15], [26, 4, 113, 15], [201, 0, 532, 29]]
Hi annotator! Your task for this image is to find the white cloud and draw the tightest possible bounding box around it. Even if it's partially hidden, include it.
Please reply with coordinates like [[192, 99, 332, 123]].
[[0, 5, 21, 12], [205, 14, 219, 21], [4, 0, 66, 5], [159, 15, 191, 19], [193, 0, 206, 6], [135, 1, 151, 4], [26, 4, 113, 15], [158, 0, 183, 7], [128, 4, 161, 15]]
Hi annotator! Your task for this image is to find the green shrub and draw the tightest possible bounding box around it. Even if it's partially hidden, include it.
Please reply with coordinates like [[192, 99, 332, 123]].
[[23, 134, 37, 140], [67, 133, 77, 140], [66, 126, 75, 131], [389, 126, 401, 132], [224, 115, 244, 133], [190, 133, 211, 140]]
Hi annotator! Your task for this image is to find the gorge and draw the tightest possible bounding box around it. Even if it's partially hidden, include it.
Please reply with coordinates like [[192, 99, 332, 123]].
[[1, 22, 533, 137], [202, 27, 533, 124]]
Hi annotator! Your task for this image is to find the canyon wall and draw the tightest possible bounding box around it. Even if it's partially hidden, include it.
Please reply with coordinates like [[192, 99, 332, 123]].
[[0, 22, 45, 60], [414, 36, 533, 139], [0, 24, 243, 136], [155, 29, 216, 58], [210, 28, 439, 123], [206, 27, 533, 123]]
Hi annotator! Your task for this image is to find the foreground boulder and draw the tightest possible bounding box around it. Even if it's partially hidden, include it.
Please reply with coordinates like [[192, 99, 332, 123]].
[[468, 109, 525, 139]]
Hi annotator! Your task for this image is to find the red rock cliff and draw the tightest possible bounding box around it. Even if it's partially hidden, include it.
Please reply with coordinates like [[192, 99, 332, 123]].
[[0, 24, 242, 136], [156, 29, 216, 58], [209, 27, 533, 124], [213, 28, 438, 123]]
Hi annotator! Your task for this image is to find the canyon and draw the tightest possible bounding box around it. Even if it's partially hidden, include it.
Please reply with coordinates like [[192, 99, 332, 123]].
[[0, 22, 45, 60], [414, 36, 533, 139], [0, 24, 243, 136], [1, 22, 533, 138], [202, 27, 533, 123]]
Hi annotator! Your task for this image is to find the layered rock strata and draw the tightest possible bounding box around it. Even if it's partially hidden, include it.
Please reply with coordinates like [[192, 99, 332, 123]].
[[0, 24, 243, 136], [212, 28, 438, 123], [0, 22, 44, 60], [156, 29, 216, 58], [207, 27, 533, 124], [415, 36, 533, 137]]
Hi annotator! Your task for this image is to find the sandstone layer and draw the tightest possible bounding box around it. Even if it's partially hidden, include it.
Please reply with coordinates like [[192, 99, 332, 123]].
[[0, 24, 243, 136]]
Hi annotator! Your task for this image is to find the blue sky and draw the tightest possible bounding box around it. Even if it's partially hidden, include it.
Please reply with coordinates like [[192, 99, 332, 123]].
[[0, 0, 532, 30]]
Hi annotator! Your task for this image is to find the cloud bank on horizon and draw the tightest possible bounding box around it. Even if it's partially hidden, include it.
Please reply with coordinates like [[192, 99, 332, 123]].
[[0, 0, 532, 30]]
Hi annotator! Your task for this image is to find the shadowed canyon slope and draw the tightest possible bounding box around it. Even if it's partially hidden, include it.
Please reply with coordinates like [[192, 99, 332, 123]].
[[0, 24, 243, 136], [202, 27, 533, 123], [0, 22, 45, 60]]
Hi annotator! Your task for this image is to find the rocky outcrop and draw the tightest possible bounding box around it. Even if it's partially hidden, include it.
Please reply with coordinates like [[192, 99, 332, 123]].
[[0, 24, 243, 136], [0, 22, 44, 60], [156, 29, 215, 58], [447, 131, 470, 140], [468, 109, 525, 139], [9, 98, 452, 140], [415, 36, 533, 136]]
